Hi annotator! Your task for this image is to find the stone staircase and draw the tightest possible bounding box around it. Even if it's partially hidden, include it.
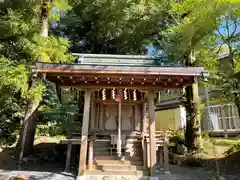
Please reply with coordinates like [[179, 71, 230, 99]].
[[85, 156, 148, 176], [85, 135, 148, 176]]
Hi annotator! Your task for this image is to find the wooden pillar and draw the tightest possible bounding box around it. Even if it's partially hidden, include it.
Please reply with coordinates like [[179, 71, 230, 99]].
[[147, 138, 150, 168], [95, 103, 100, 131], [142, 102, 147, 135], [143, 137, 148, 169], [99, 103, 104, 131], [78, 89, 91, 176], [90, 97, 96, 132], [148, 90, 157, 176], [117, 98, 122, 157], [141, 102, 147, 170], [88, 138, 93, 170], [65, 142, 72, 172]]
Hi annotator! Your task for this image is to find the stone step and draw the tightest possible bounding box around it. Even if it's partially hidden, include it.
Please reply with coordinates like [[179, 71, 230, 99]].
[[95, 159, 143, 166], [95, 156, 142, 161], [125, 152, 143, 157], [94, 145, 109, 149], [83, 170, 148, 176], [125, 144, 142, 148], [94, 151, 111, 156], [94, 147, 109, 152], [125, 147, 142, 152], [102, 165, 144, 171], [94, 142, 110, 147]]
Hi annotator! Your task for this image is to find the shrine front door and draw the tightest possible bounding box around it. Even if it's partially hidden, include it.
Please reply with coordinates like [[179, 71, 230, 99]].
[[104, 104, 134, 132]]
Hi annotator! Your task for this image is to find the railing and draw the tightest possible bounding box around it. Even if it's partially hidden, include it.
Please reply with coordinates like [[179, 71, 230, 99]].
[[203, 104, 240, 133]]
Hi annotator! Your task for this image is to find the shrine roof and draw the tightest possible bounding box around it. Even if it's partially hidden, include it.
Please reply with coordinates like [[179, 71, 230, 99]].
[[34, 54, 208, 90], [72, 53, 183, 67], [35, 62, 206, 76]]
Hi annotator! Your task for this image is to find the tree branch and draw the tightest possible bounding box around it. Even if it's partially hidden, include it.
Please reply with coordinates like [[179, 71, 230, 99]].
[[216, 43, 224, 54], [230, 20, 238, 39], [217, 29, 228, 44]]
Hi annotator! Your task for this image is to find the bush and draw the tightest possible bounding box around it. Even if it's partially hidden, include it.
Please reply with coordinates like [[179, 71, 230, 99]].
[[169, 129, 185, 139], [225, 143, 240, 155], [36, 122, 63, 136], [37, 97, 79, 137]]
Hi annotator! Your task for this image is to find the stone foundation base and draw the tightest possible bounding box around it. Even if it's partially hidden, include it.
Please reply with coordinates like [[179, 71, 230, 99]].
[[76, 176, 159, 180]]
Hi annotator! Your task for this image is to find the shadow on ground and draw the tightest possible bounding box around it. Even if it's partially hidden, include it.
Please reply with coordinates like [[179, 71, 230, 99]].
[[1, 143, 240, 180], [179, 150, 240, 179], [0, 143, 77, 180]]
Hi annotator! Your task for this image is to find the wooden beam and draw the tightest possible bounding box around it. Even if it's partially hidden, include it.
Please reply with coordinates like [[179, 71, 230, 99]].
[[148, 90, 157, 176], [78, 89, 91, 176], [95, 99, 145, 104], [47, 73, 192, 81], [47, 76, 189, 90]]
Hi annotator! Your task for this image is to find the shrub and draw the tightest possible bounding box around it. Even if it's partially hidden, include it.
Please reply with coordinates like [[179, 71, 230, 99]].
[[36, 122, 63, 136], [225, 143, 240, 155]]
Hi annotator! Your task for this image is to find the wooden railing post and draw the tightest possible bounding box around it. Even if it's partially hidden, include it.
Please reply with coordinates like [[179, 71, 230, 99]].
[[65, 141, 72, 172], [158, 145, 163, 170], [163, 141, 170, 174]]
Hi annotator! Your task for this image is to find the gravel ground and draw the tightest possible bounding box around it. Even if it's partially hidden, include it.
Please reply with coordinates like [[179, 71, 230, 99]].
[[0, 165, 239, 180], [0, 170, 75, 180]]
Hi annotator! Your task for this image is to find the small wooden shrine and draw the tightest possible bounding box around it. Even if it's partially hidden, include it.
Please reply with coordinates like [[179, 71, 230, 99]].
[[34, 54, 207, 177]]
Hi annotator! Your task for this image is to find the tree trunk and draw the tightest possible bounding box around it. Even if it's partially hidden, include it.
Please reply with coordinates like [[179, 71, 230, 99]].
[[184, 52, 201, 151], [16, 77, 39, 161], [233, 79, 240, 117], [16, 105, 39, 157], [184, 83, 200, 151], [16, 1, 49, 163], [230, 53, 240, 118]]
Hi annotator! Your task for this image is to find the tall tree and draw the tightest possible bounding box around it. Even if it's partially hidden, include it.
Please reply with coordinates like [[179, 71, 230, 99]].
[[0, 0, 73, 161], [153, 0, 231, 150], [212, 8, 240, 114], [54, 0, 166, 54]]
